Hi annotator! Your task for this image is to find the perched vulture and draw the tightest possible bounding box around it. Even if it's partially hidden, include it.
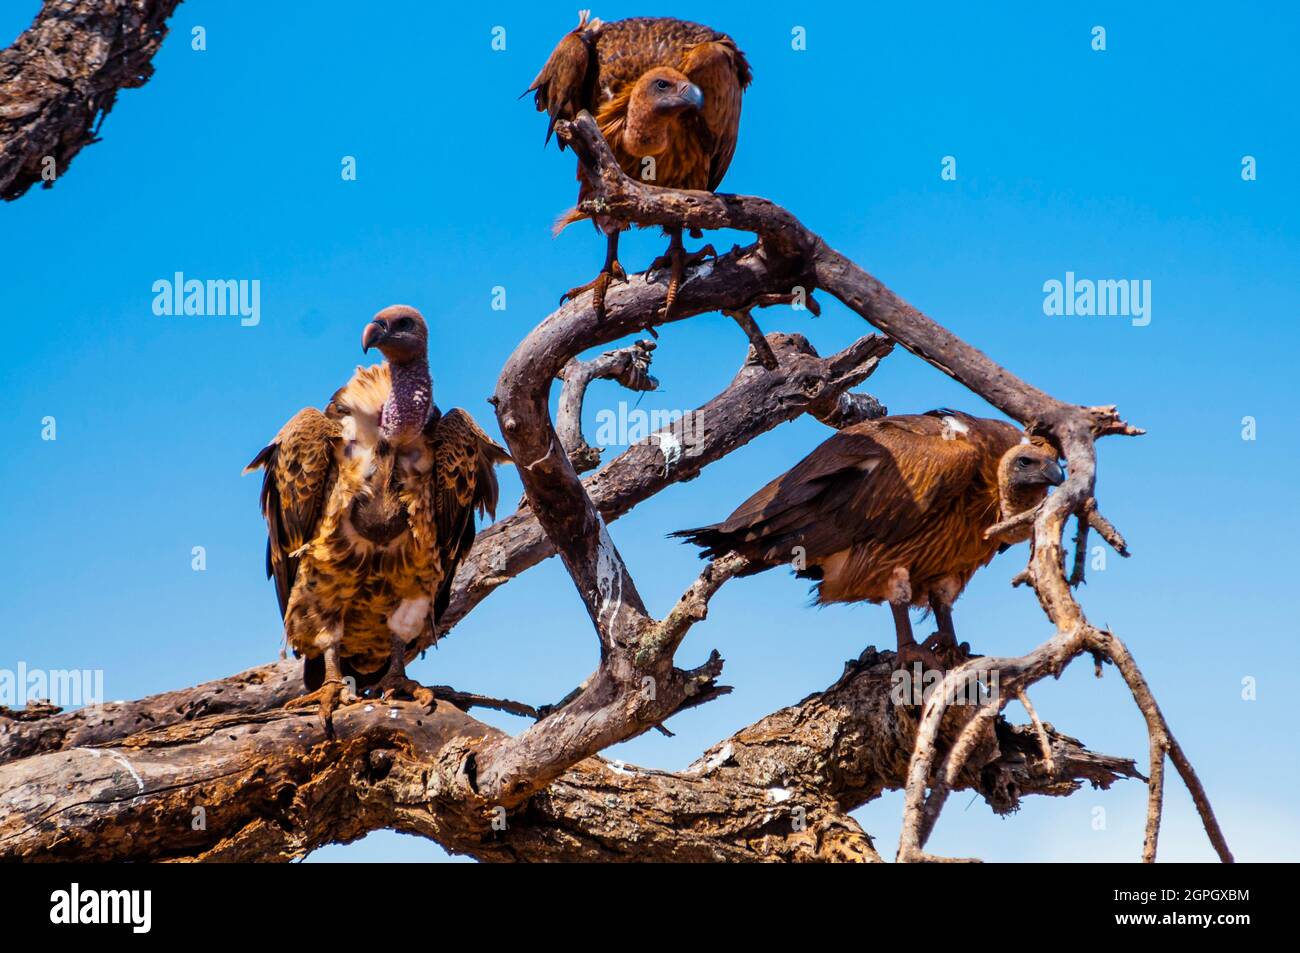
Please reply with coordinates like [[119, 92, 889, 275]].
[[244, 305, 510, 727], [674, 411, 1064, 668], [528, 12, 752, 317]]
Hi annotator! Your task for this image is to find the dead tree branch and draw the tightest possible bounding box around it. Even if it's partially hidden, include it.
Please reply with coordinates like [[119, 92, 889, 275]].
[[0, 646, 1135, 862], [0, 0, 184, 201], [556, 111, 1227, 863], [555, 339, 658, 473]]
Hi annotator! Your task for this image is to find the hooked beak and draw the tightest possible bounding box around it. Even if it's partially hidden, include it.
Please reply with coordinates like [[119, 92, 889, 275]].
[[1042, 460, 1066, 487], [659, 82, 705, 114], [361, 320, 387, 353]]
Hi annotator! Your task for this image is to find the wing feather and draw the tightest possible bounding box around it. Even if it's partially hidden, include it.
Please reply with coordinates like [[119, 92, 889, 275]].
[[680, 39, 750, 190], [527, 12, 600, 147], [243, 408, 343, 618], [426, 409, 511, 624], [674, 413, 1015, 566]]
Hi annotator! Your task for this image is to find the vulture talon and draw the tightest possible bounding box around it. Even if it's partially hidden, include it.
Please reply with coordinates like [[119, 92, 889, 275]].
[[895, 642, 945, 674], [560, 259, 626, 319], [919, 633, 972, 669], [376, 678, 436, 710], [286, 678, 358, 738], [652, 239, 716, 318], [369, 635, 436, 710]]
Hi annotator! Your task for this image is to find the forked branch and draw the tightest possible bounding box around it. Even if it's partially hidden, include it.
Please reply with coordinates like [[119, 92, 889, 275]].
[[555, 110, 1229, 863]]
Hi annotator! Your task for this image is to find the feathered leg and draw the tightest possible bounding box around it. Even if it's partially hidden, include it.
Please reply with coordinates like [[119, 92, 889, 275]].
[[371, 632, 435, 709], [650, 226, 716, 318], [560, 230, 626, 320]]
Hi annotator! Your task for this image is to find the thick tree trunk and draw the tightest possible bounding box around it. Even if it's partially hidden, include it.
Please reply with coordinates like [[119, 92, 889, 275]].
[[0, 647, 1135, 862]]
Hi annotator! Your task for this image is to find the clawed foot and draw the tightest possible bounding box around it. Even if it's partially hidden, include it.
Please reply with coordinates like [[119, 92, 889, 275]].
[[286, 678, 358, 738], [650, 243, 715, 318], [895, 641, 945, 673], [368, 673, 435, 710], [895, 634, 972, 673], [560, 260, 627, 320]]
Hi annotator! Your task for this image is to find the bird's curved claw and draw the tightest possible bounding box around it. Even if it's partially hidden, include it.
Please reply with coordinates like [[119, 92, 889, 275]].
[[917, 633, 974, 671], [560, 261, 627, 320], [286, 678, 359, 739], [369, 674, 436, 711], [895, 642, 945, 674], [651, 244, 716, 319]]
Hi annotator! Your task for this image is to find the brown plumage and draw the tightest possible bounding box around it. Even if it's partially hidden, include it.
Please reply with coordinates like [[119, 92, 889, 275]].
[[674, 410, 1064, 668], [244, 305, 509, 728], [529, 12, 752, 317]]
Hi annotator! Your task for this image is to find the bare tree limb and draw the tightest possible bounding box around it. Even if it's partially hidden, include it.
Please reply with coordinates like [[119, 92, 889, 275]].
[[556, 110, 1227, 863], [0, 0, 184, 201], [555, 338, 658, 473], [0, 646, 1136, 862], [434, 329, 892, 654]]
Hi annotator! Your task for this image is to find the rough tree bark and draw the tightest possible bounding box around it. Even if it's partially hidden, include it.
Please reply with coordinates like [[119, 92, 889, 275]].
[[0, 646, 1139, 862], [0, 98, 1232, 861], [0, 0, 184, 201]]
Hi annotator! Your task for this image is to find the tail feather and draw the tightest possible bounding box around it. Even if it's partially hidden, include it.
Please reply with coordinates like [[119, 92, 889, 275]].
[[553, 206, 588, 235]]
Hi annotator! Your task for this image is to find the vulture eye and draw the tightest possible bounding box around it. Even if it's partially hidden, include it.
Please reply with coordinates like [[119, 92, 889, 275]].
[[655, 79, 671, 90], [393, 317, 412, 332], [1016, 457, 1032, 468]]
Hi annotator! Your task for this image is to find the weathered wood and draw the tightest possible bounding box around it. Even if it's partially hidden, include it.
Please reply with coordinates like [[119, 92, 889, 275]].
[[0, 647, 1136, 862], [0, 0, 184, 200], [555, 339, 658, 473]]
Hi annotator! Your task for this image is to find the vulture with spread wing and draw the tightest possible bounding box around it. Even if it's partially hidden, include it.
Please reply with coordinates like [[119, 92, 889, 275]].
[[674, 411, 1064, 668], [528, 12, 752, 317], [245, 305, 510, 729]]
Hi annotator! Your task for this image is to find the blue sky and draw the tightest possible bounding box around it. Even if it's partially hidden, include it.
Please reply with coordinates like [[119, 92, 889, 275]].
[[1, 1, 1296, 862]]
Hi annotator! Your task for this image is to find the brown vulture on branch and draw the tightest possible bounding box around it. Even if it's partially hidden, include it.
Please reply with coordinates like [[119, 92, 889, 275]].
[[244, 306, 510, 730], [674, 411, 1064, 668], [528, 11, 752, 318]]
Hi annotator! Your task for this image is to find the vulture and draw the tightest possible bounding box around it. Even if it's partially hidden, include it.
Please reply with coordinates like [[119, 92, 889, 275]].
[[674, 411, 1064, 668], [528, 12, 752, 317], [244, 305, 510, 728]]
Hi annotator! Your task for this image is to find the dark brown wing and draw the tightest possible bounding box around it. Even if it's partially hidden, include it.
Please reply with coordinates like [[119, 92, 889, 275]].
[[680, 36, 750, 190], [243, 408, 342, 618], [425, 408, 512, 625], [674, 412, 1017, 567], [527, 11, 600, 147]]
